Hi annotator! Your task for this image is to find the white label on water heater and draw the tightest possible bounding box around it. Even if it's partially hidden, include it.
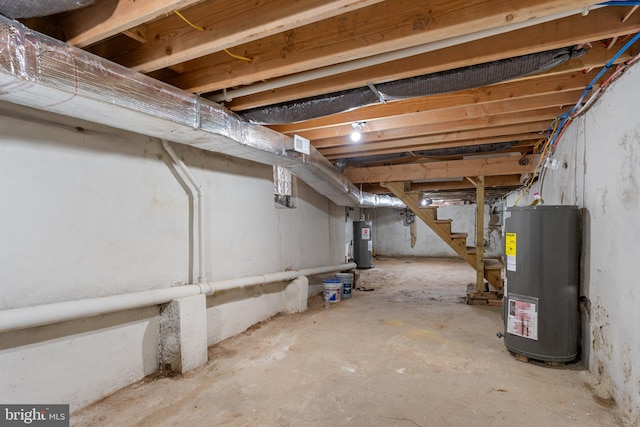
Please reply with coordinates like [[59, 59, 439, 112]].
[[362, 228, 370, 240], [507, 255, 516, 272], [367, 240, 373, 251], [507, 295, 538, 340]]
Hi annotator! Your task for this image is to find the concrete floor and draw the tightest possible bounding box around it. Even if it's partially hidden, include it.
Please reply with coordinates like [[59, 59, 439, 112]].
[[72, 257, 620, 426]]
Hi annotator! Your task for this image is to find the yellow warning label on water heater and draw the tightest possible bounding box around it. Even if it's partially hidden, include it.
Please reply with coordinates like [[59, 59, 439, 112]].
[[505, 233, 517, 256]]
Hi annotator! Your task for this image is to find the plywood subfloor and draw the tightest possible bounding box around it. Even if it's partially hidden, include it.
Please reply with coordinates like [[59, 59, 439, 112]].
[[72, 257, 620, 426]]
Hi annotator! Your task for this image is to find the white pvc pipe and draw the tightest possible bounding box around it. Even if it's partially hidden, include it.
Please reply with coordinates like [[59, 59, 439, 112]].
[[162, 140, 207, 284], [211, 6, 602, 102], [0, 285, 202, 334], [200, 263, 358, 294], [0, 263, 356, 333]]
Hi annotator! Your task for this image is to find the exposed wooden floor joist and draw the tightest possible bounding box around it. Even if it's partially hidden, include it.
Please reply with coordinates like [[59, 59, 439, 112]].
[[18, 0, 638, 201], [344, 155, 539, 183], [226, 7, 639, 110]]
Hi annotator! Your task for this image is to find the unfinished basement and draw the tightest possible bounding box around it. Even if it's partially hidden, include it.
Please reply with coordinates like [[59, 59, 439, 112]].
[[0, 1, 639, 426]]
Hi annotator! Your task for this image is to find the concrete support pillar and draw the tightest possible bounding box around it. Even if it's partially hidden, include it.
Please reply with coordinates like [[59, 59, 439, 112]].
[[159, 294, 208, 374], [283, 276, 309, 313]]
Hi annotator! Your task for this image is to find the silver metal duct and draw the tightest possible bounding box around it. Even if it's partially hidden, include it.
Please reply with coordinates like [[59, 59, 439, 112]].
[[241, 47, 585, 124], [0, 16, 402, 208], [0, 0, 96, 19]]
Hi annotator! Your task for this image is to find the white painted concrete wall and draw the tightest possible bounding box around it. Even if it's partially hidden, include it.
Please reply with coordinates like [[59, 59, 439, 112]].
[[0, 104, 344, 410], [0, 307, 159, 410], [507, 64, 640, 424], [372, 205, 502, 258]]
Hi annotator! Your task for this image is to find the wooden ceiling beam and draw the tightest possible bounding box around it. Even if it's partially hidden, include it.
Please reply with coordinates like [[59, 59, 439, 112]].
[[25, 0, 204, 48], [122, 24, 149, 44], [320, 126, 547, 157], [319, 118, 552, 156], [362, 175, 523, 193], [226, 7, 640, 110], [344, 155, 540, 183], [296, 89, 581, 141], [334, 145, 537, 164], [163, 0, 594, 91], [104, 0, 385, 73], [314, 107, 567, 151], [324, 134, 541, 159], [270, 68, 611, 134]]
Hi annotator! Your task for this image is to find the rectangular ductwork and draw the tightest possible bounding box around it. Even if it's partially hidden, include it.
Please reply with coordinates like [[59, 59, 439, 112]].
[[0, 16, 403, 208]]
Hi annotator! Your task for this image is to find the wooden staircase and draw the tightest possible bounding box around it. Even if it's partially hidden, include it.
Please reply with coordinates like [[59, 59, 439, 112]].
[[384, 181, 504, 297]]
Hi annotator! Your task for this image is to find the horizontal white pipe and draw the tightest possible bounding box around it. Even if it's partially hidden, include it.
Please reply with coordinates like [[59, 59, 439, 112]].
[[0, 286, 202, 334], [205, 271, 299, 293], [298, 264, 356, 276], [198, 263, 357, 294], [0, 263, 356, 333], [212, 6, 602, 102]]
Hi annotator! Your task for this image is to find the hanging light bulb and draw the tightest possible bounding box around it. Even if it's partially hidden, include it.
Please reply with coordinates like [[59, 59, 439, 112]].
[[419, 192, 433, 207], [350, 122, 366, 142]]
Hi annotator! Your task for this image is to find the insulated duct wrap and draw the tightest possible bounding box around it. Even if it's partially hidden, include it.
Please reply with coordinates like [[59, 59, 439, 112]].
[[0, 16, 400, 208], [357, 192, 407, 209], [273, 166, 293, 197], [0, 0, 96, 19], [241, 47, 586, 124]]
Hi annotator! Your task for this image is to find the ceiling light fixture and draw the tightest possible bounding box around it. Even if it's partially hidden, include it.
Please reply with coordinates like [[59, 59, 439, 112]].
[[350, 122, 366, 142], [419, 192, 433, 207]]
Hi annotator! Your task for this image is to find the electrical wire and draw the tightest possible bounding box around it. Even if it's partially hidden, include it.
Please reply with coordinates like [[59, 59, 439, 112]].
[[174, 10, 204, 31], [573, 32, 640, 107], [223, 49, 252, 62], [174, 10, 252, 62], [512, 31, 640, 205], [598, 1, 640, 6], [513, 119, 558, 205]]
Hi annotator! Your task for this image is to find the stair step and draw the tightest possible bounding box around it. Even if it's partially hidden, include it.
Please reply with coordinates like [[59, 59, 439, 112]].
[[434, 219, 452, 233], [484, 258, 504, 269], [450, 232, 468, 240], [483, 258, 504, 290], [385, 181, 502, 289], [421, 206, 438, 220]]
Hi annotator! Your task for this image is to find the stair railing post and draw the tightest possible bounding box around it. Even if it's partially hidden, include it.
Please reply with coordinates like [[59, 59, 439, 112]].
[[476, 176, 485, 293]]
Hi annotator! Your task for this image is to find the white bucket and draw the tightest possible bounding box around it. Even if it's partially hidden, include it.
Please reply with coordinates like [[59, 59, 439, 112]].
[[322, 279, 342, 303]]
